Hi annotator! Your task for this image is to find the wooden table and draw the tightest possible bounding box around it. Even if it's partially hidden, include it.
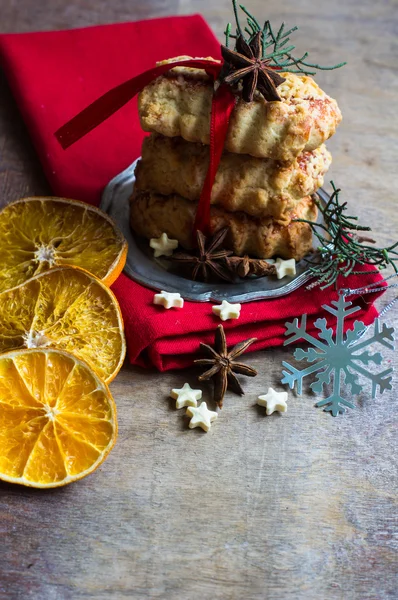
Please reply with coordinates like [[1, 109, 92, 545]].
[[1, 1, 397, 598]]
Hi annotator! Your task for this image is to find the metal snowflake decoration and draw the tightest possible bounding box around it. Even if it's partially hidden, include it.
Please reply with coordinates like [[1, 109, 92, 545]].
[[281, 294, 395, 416]]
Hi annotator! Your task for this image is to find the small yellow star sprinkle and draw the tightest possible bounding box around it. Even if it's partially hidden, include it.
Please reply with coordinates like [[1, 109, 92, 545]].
[[275, 258, 296, 280], [257, 388, 288, 415], [170, 383, 202, 409], [212, 300, 241, 321], [186, 402, 218, 432], [150, 233, 178, 258], [153, 291, 184, 309]]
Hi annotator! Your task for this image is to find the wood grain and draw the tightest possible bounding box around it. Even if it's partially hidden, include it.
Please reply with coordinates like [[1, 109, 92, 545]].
[[0, 1, 397, 599]]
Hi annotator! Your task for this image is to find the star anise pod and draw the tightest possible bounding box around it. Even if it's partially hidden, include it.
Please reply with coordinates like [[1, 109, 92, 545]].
[[194, 325, 257, 408], [170, 228, 235, 282], [225, 255, 277, 278], [219, 32, 286, 103]]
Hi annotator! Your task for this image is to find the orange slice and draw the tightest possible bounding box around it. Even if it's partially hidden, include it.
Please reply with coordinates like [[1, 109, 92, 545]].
[[0, 196, 127, 293], [0, 266, 125, 383], [0, 348, 117, 488]]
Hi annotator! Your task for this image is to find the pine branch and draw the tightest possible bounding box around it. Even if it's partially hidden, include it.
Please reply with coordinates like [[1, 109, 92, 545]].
[[294, 183, 398, 289], [224, 2, 346, 76]]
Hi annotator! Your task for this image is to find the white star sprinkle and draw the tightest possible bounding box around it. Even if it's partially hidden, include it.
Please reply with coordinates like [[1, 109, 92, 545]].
[[212, 300, 241, 321], [150, 233, 179, 257], [186, 402, 218, 432], [275, 258, 296, 280], [153, 291, 184, 309], [257, 388, 288, 415], [170, 383, 202, 409]]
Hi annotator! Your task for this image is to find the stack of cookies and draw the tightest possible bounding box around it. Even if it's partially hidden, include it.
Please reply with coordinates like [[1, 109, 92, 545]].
[[130, 57, 342, 261]]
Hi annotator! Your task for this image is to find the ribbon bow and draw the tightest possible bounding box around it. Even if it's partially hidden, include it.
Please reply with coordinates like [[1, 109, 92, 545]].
[[55, 59, 236, 235]]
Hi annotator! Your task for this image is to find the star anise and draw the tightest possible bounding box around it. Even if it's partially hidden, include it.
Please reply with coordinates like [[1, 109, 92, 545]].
[[194, 325, 257, 408], [225, 255, 277, 278], [170, 228, 234, 282], [219, 32, 286, 103]]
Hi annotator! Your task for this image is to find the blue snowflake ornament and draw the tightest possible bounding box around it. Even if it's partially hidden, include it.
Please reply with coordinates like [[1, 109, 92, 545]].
[[281, 294, 395, 416]]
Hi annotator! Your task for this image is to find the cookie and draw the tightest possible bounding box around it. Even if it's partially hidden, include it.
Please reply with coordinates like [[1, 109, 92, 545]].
[[135, 134, 331, 222], [130, 190, 317, 260], [138, 57, 342, 162]]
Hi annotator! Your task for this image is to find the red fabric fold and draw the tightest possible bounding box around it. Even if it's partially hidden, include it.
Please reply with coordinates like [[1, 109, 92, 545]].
[[0, 16, 221, 204], [111, 272, 385, 370], [0, 16, 385, 371]]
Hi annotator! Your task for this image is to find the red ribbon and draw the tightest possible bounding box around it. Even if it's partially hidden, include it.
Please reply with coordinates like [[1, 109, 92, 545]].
[[193, 83, 236, 234], [55, 59, 236, 236]]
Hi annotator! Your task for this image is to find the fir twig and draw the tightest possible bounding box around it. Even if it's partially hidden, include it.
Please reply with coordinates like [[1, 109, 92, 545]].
[[224, 2, 346, 76], [295, 183, 398, 289]]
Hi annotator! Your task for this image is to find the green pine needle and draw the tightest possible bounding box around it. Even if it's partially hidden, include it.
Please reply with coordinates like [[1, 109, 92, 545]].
[[225, 23, 232, 48], [232, 0, 244, 37]]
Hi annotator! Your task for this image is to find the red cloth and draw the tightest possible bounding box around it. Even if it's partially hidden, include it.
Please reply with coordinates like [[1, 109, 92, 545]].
[[0, 16, 385, 370]]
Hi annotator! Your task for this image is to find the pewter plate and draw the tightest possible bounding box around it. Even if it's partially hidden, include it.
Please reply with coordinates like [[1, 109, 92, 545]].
[[101, 159, 327, 303]]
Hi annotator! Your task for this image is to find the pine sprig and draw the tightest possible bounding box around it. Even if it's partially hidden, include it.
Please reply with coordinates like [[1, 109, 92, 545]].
[[224, 1, 346, 76], [296, 183, 398, 289]]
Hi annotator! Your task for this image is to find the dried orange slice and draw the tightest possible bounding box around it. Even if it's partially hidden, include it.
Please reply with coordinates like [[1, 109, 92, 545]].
[[0, 197, 127, 293], [0, 348, 117, 488], [0, 267, 125, 383]]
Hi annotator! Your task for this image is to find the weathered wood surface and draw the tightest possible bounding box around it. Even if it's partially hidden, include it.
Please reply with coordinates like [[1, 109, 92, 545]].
[[0, 0, 397, 598]]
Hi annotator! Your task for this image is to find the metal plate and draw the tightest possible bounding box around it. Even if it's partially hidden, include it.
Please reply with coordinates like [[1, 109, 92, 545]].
[[101, 159, 327, 303]]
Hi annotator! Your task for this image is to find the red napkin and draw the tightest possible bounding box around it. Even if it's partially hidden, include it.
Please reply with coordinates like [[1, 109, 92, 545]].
[[0, 16, 385, 370]]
